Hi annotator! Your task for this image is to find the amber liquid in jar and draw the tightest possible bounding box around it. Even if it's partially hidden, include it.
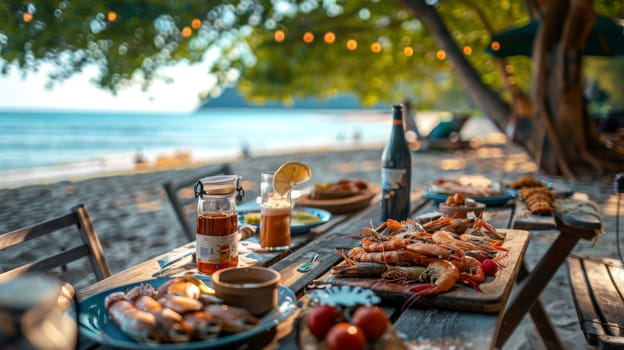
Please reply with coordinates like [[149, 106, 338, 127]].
[[196, 212, 239, 274]]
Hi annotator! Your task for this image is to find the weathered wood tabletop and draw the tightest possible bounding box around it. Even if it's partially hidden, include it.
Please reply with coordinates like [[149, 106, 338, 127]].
[[77, 192, 533, 350]]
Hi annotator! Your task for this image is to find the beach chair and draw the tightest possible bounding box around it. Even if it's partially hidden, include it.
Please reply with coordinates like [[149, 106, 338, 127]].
[[163, 164, 232, 241], [419, 113, 471, 151], [0, 204, 112, 283]]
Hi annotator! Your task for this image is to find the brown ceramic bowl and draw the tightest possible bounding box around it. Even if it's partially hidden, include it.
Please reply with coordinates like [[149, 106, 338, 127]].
[[439, 200, 486, 218], [210, 266, 281, 316]]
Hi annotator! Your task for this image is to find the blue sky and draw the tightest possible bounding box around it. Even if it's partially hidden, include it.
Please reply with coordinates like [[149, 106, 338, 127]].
[[0, 58, 217, 113]]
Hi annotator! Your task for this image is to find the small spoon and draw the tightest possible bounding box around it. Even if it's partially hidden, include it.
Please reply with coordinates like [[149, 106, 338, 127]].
[[297, 253, 319, 273]]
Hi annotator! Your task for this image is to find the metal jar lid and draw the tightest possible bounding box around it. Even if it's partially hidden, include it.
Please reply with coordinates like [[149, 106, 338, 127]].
[[194, 175, 244, 201]]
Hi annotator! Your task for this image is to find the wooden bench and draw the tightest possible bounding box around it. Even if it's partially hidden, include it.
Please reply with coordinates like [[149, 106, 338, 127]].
[[567, 255, 624, 349]]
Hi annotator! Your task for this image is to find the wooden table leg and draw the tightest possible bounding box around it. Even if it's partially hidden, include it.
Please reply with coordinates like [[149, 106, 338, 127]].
[[514, 261, 565, 350], [495, 233, 580, 349]]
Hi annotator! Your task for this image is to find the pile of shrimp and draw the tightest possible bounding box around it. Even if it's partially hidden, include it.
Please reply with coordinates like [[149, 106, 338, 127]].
[[331, 216, 507, 306], [104, 272, 259, 344]]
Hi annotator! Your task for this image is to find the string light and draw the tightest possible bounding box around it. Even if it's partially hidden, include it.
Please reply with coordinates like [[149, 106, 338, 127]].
[[182, 26, 192, 37], [491, 41, 500, 51], [371, 42, 381, 53], [191, 18, 201, 29], [274, 30, 285, 42], [303, 32, 314, 43], [436, 49, 446, 60], [107, 11, 117, 22], [346, 39, 357, 50], [403, 46, 414, 57], [324, 32, 335, 44], [505, 64, 514, 73], [507, 76, 516, 85], [463, 46, 472, 55], [23, 12, 33, 22]]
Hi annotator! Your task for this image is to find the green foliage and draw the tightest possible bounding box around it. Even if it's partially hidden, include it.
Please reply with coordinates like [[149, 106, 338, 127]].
[[0, 0, 621, 110]]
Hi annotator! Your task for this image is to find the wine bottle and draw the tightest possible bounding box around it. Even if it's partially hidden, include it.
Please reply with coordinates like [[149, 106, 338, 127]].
[[381, 104, 412, 221]]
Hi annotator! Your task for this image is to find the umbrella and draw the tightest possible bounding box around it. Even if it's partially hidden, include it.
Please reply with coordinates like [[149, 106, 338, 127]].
[[486, 15, 624, 57]]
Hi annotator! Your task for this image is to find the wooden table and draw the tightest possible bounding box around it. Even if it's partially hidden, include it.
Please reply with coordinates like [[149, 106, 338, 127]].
[[77, 193, 531, 349], [494, 197, 602, 350]]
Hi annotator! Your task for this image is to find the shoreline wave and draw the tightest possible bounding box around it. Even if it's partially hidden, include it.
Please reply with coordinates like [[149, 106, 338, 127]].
[[0, 141, 385, 188]]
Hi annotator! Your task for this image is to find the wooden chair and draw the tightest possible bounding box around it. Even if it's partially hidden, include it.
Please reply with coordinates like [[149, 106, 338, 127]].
[[163, 164, 232, 241], [567, 255, 624, 349], [0, 204, 112, 283]]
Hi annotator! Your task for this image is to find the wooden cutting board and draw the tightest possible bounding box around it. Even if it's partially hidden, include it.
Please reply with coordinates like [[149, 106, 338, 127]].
[[320, 229, 530, 314]]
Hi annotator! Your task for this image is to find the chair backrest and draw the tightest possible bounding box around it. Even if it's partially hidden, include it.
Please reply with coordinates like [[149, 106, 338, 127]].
[[0, 204, 112, 284], [163, 164, 233, 241]]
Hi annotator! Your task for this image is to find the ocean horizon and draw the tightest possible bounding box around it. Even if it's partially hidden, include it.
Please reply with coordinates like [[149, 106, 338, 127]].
[[0, 108, 499, 188], [0, 108, 422, 187]]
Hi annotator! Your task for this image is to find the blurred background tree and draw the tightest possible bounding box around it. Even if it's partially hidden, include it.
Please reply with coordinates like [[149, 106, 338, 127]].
[[1, 0, 622, 176]]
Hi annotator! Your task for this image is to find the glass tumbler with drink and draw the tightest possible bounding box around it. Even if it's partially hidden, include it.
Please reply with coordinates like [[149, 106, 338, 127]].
[[259, 162, 312, 251]]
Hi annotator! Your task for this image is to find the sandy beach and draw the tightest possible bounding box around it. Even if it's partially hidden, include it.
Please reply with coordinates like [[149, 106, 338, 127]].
[[0, 140, 620, 349]]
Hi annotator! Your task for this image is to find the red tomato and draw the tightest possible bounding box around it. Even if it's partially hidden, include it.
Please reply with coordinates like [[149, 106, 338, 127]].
[[352, 306, 388, 341], [325, 322, 367, 350], [306, 305, 344, 340]]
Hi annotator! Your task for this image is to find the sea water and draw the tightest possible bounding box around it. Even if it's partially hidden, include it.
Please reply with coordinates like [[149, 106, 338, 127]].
[[0, 108, 396, 186]]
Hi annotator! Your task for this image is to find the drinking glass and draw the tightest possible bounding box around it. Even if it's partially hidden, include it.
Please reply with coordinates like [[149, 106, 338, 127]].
[[259, 172, 291, 251]]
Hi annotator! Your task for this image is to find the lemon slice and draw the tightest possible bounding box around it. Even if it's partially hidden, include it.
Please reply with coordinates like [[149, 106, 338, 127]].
[[273, 161, 312, 195]]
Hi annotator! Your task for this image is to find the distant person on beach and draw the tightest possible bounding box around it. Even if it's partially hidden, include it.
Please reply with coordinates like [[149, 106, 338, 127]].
[[135, 148, 146, 165], [241, 142, 251, 159], [352, 127, 362, 145]]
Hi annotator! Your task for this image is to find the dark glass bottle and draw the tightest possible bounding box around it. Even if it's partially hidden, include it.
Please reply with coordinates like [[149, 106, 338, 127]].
[[381, 104, 412, 221]]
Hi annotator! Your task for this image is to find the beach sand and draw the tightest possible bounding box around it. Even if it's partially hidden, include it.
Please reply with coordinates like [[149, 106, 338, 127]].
[[0, 142, 620, 349]]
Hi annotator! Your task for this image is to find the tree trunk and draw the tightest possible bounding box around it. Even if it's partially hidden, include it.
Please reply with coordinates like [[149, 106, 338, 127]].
[[532, 0, 622, 176], [401, 0, 511, 131], [403, 0, 623, 177]]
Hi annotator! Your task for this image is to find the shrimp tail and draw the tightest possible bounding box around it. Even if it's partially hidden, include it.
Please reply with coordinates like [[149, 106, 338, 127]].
[[459, 276, 483, 292]]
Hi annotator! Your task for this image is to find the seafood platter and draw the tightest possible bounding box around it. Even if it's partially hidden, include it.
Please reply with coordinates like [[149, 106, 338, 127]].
[[323, 213, 529, 313], [297, 179, 380, 214], [424, 177, 514, 206], [507, 175, 572, 216], [76, 273, 296, 349]]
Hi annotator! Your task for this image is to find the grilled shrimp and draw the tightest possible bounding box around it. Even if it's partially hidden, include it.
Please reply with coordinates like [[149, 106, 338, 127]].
[[158, 294, 203, 314], [183, 311, 222, 340], [405, 242, 463, 260], [381, 265, 426, 284], [134, 295, 191, 343], [331, 261, 388, 277], [432, 230, 492, 252], [451, 256, 485, 291], [361, 236, 411, 252], [204, 304, 259, 334], [348, 247, 437, 266], [125, 283, 157, 301], [104, 292, 165, 344], [402, 260, 460, 311]]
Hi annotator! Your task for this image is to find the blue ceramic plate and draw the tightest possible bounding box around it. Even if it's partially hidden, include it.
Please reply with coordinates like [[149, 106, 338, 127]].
[[75, 277, 296, 350], [424, 188, 515, 206], [238, 207, 332, 234]]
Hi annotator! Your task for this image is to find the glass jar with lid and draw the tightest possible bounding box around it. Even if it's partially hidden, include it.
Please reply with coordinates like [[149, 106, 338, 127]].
[[194, 175, 244, 274]]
